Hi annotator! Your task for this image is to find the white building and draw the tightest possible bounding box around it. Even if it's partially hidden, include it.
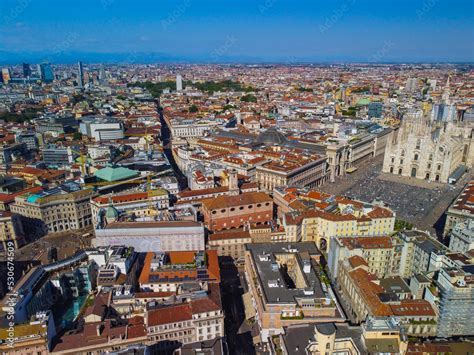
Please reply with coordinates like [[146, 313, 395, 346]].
[[80, 116, 124, 142], [170, 118, 221, 138], [449, 220, 474, 253], [176, 74, 183, 91], [93, 220, 205, 252]]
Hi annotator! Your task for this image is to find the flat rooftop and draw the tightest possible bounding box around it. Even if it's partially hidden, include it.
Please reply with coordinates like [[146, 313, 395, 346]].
[[246, 242, 327, 304]]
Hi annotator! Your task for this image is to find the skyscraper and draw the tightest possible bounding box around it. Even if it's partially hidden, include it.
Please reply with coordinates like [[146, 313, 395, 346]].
[[39, 63, 54, 82], [22, 63, 31, 78], [78, 61, 84, 87], [99, 64, 106, 84], [176, 74, 183, 91], [2, 68, 12, 83]]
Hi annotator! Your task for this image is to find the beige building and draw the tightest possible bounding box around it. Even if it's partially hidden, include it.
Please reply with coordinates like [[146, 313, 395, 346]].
[[276, 188, 395, 253], [256, 155, 328, 191], [382, 115, 466, 183], [0, 211, 25, 251], [10, 189, 96, 234], [244, 243, 344, 342], [337, 256, 437, 337], [208, 229, 252, 261], [146, 292, 225, 346], [327, 236, 402, 280], [443, 180, 474, 235]]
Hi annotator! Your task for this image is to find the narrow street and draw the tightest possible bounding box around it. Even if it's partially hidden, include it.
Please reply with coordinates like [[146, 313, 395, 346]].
[[157, 101, 188, 190], [220, 266, 257, 355]]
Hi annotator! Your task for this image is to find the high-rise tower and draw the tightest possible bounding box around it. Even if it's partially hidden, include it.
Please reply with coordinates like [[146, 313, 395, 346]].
[[78, 61, 84, 87], [176, 74, 183, 91]]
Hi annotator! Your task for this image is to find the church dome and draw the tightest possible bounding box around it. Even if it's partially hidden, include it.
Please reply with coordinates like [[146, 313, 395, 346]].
[[257, 128, 288, 145], [104, 205, 119, 220]]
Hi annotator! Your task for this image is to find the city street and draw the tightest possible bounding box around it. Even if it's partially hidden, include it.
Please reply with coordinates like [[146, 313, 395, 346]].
[[220, 266, 258, 355]]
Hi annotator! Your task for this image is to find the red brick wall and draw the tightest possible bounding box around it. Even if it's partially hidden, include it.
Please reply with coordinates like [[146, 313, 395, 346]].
[[204, 201, 273, 231]]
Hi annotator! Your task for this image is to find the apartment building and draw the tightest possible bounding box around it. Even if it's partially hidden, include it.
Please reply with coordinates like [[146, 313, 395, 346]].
[[444, 181, 474, 235], [139, 250, 220, 293], [328, 236, 402, 280], [146, 287, 224, 348], [277, 188, 395, 252], [449, 220, 474, 253], [337, 256, 437, 337]]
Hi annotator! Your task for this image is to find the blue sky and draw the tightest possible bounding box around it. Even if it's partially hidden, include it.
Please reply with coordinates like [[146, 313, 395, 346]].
[[1, 0, 473, 62]]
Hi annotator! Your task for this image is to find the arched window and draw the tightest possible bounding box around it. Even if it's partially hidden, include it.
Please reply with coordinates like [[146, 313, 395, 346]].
[[414, 154, 418, 161]]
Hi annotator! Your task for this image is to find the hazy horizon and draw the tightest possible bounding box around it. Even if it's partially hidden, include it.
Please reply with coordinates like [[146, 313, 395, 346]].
[[2, 0, 473, 64]]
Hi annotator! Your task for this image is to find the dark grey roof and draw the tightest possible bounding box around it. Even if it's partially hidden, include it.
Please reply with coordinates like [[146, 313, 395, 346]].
[[379, 276, 411, 294], [246, 243, 325, 304], [316, 323, 336, 335], [256, 128, 288, 145], [282, 323, 365, 354]]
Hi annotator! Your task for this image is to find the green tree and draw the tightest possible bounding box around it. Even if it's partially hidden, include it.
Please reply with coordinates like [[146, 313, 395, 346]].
[[189, 104, 199, 113], [240, 94, 257, 103]]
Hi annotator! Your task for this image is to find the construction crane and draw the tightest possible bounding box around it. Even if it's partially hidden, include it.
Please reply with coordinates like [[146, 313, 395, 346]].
[[67, 147, 88, 176]]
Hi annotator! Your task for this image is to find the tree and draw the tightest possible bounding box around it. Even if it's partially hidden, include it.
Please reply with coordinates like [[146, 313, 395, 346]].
[[73, 132, 83, 141], [189, 104, 199, 113], [240, 94, 257, 103]]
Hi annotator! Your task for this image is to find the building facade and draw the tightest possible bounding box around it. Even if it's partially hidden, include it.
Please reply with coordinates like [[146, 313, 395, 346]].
[[202, 192, 273, 231]]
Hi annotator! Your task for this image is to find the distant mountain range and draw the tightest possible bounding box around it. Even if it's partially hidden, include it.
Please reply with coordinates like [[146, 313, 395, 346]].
[[0, 51, 473, 65]]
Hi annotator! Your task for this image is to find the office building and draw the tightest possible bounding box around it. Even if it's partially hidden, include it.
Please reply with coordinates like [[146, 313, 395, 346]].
[[22, 63, 31, 78], [78, 61, 84, 87], [42, 145, 74, 166], [10, 189, 96, 234], [15, 131, 38, 150], [244, 242, 343, 341], [436, 265, 474, 337], [93, 220, 205, 252], [1, 68, 11, 83], [368, 102, 383, 118], [39, 63, 54, 82], [176, 73, 183, 91], [79, 116, 124, 141]]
